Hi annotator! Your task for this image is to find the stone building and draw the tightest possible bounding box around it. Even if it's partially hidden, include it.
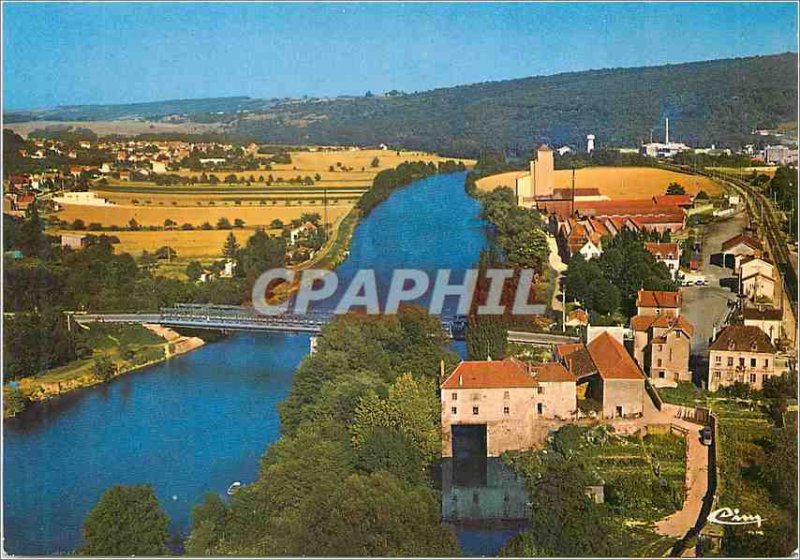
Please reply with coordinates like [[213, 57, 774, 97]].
[[707, 325, 777, 392], [644, 242, 681, 279], [440, 359, 576, 458], [557, 331, 648, 419], [739, 256, 776, 303], [721, 234, 763, 272], [630, 314, 694, 387]]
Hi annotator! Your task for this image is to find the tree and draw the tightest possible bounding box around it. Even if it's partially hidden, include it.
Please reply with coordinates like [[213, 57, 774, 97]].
[[270, 219, 284, 229], [155, 246, 177, 260], [185, 261, 204, 282], [370, 156, 380, 168], [163, 219, 177, 229], [666, 182, 686, 195], [71, 219, 86, 230], [92, 355, 116, 381], [185, 493, 228, 556], [222, 232, 240, 259], [128, 218, 141, 231], [216, 217, 232, 230], [6, 386, 29, 416], [465, 317, 507, 360], [233, 218, 245, 228], [82, 484, 170, 556]]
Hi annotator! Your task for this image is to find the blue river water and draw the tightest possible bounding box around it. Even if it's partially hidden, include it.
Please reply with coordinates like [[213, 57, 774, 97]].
[[4, 172, 515, 555]]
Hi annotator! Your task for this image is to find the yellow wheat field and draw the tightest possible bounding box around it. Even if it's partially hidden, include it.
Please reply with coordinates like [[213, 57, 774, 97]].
[[53, 229, 258, 258], [475, 167, 722, 199], [173, 149, 474, 186], [53, 202, 351, 228]]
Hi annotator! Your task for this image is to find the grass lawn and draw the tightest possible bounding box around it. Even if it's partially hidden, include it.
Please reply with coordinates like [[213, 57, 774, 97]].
[[16, 324, 167, 401]]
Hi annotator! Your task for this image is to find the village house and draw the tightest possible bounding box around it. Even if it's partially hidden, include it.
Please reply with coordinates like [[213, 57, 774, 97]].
[[707, 325, 777, 392], [630, 314, 694, 387], [742, 306, 783, 344], [60, 233, 89, 250], [739, 256, 776, 303], [721, 234, 764, 272], [289, 222, 318, 245], [564, 308, 589, 329], [556, 331, 648, 419], [440, 359, 577, 457], [644, 242, 681, 279], [636, 289, 682, 317]]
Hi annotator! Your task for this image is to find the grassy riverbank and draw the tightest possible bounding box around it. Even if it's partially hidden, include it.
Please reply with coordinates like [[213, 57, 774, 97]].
[[3, 323, 204, 418]]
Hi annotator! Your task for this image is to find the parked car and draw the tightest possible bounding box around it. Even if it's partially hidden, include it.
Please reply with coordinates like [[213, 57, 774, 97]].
[[701, 426, 713, 446]]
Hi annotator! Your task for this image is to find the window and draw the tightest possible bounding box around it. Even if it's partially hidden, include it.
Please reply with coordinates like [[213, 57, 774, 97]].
[[714, 371, 721, 379], [750, 373, 757, 383], [537, 387, 544, 394], [727, 357, 734, 367], [503, 406, 510, 415], [472, 406, 479, 415], [503, 391, 510, 400], [739, 358, 745, 367], [659, 371, 665, 379], [750, 358, 756, 368], [764, 359, 770, 368], [669, 348, 673, 361], [452, 393, 457, 401], [715, 355, 722, 363], [657, 358, 663, 367], [451, 407, 457, 415], [536, 403, 544, 415]]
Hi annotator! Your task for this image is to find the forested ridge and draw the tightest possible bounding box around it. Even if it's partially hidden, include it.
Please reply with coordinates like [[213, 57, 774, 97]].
[[8, 54, 796, 156]]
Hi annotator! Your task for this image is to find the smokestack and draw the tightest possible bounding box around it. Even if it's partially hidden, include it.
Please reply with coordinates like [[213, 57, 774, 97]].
[[665, 117, 670, 144]]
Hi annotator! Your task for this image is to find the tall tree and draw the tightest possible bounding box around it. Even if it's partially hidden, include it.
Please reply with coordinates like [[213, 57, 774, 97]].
[[222, 232, 240, 259], [82, 485, 170, 556]]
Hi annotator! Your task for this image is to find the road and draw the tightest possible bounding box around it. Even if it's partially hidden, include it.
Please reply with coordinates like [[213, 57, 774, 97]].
[[681, 211, 745, 357]]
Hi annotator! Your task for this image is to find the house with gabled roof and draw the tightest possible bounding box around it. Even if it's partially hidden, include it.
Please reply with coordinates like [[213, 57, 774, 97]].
[[440, 359, 577, 457], [631, 314, 694, 387], [636, 289, 682, 317], [556, 330, 648, 419], [721, 234, 764, 272], [707, 325, 777, 392]]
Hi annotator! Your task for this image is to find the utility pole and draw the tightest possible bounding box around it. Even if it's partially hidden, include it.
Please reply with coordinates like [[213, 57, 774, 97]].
[[323, 187, 329, 242]]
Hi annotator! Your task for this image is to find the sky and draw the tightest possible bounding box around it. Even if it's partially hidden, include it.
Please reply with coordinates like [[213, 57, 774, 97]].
[[3, 2, 798, 110]]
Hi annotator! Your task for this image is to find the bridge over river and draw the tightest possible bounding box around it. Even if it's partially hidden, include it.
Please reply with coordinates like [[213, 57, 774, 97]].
[[73, 304, 580, 347], [74, 303, 471, 338]]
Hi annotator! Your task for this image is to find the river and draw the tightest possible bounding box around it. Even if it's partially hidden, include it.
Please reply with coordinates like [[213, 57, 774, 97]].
[[4, 172, 521, 556]]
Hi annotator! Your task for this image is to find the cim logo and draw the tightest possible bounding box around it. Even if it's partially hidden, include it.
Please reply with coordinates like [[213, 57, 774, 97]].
[[708, 507, 765, 528]]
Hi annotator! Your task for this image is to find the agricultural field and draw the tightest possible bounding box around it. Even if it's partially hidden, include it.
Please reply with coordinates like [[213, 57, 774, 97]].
[[171, 148, 474, 187], [475, 167, 722, 199], [52, 228, 267, 260], [6, 119, 223, 138], [51, 201, 351, 229]]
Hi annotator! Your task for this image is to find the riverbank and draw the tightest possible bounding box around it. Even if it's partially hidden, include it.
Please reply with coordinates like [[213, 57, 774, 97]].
[[3, 324, 205, 419]]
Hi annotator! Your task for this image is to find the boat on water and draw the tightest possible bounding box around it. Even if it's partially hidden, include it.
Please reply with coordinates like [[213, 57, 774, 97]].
[[226, 481, 242, 496]]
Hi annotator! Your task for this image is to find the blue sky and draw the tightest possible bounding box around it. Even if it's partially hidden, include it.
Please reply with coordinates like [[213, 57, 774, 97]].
[[3, 2, 798, 110]]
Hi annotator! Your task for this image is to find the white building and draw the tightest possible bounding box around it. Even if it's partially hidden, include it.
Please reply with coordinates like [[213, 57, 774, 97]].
[[640, 118, 691, 158]]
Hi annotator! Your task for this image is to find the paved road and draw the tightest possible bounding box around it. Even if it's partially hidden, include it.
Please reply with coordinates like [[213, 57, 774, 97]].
[[681, 211, 746, 355]]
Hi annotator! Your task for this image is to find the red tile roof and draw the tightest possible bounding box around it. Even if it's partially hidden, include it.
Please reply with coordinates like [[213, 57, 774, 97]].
[[721, 234, 763, 252], [586, 332, 646, 381], [644, 242, 680, 259], [532, 362, 576, 383], [709, 325, 776, 354], [441, 360, 537, 389], [742, 307, 783, 321], [653, 194, 694, 207], [630, 314, 694, 336], [636, 289, 681, 309]]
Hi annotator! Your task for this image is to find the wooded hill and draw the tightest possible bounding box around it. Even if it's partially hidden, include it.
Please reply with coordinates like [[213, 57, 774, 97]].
[[7, 53, 797, 157]]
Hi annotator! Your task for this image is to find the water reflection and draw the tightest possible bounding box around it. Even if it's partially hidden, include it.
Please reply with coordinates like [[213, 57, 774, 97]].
[[441, 458, 530, 524]]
